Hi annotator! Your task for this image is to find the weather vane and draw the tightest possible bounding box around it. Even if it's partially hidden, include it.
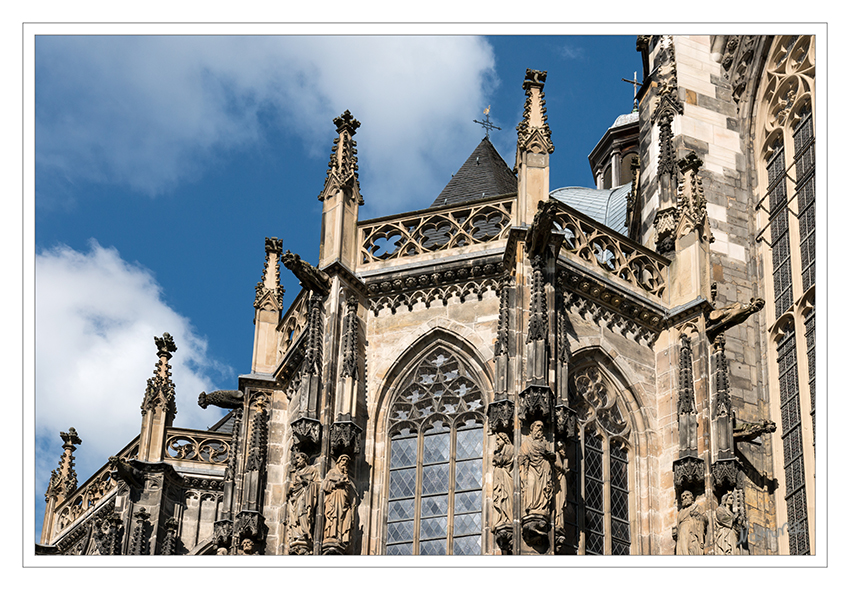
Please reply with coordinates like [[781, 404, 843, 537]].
[[474, 105, 501, 139], [620, 72, 642, 112]]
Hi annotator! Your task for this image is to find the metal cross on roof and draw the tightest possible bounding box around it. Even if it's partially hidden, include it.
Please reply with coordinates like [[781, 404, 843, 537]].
[[474, 105, 501, 139], [620, 72, 643, 112]]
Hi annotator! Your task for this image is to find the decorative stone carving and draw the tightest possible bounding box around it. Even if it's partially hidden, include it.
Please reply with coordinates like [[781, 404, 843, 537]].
[[516, 69, 554, 155], [198, 389, 244, 410], [339, 295, 360, 380], [330, 415, 362, 458], [526, 256, 548, 344], [673, 490, 706, 555], [128, 508, 151, 555], [492, 431, 514, 554], [281, 250, 331, 296], [673, 455, 705, 491], [233, 510, 265, 550], [711, 457, 741, 492], [160, 516, 179, 555], [286, 451, 320, 555], [711, 335, 734, 460], [141, 333, 177, 416], [706, 298, 765, 341], [677, 334, 699, 456], [487, 398, 514, 435], [653, 206, 679, 256], [518, 384, 553, 425], [254, 237, 284, 309], [92, 512, 123, 556], [733, 418, 777, 443], [291, 417, 322, 450], [526, 199, 558, 259], [519, 420, 554, 547], [554, 405, 576, 440], [319, 110, 362, 202], [108, 455, 144, 490], [213, 519, 233, 555], [238, 536, 260, 555], [715, 491, 745, 555], [321, 454, 357, 554]]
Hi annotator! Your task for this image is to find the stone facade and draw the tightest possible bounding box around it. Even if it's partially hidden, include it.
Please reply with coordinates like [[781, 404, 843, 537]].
[[37, 35, 816, 556]]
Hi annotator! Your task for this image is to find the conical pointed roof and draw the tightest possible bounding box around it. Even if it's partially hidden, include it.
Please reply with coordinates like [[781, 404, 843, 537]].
[[430, 137, 517, 208]]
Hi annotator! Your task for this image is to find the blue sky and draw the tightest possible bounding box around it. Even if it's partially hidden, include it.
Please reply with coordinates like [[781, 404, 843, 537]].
[[33, 34, 643, 537]]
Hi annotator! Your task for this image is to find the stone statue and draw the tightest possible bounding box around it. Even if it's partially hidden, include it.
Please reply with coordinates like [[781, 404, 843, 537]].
[[706, 297, 765, 340], [519, 420, 554, 524], [553, 440, 569, 538], [281, 250, 331, 296], [286, 451, 319, 554], [198, 389, 244, 409], [526, 199, 558, 259], [492, 432, 514, 532], [673, 490, 706, 555], [322, 454, 357, 553], [714, 492, 744, 555], [238, 537, 259, 555]]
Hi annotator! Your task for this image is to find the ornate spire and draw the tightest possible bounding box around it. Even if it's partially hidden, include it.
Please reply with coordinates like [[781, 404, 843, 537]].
[[319, 110, 362, 203], [141, 333, 177, 417], [254, 237, 284, 310], [46, 427, 81, 503], [516, 69, 554, 155]]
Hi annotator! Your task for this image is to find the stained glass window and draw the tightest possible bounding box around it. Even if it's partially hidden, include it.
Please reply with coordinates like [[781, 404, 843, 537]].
[[386, 347, 485, 555]]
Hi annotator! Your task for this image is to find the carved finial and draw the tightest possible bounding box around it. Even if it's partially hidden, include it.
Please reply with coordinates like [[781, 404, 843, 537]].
[[333, 109, 360, 136], [255, 237, 284, 310], [320, 111, 362, 203], [142, 333, 178, 416], [517, 69, 554, 155], [154, 332, 177, 357]]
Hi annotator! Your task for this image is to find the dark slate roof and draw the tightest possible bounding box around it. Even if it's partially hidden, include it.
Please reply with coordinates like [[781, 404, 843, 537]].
[[209, 410, 236, 433], [430, 137, 517, 208], [550, 183, 631, 236]]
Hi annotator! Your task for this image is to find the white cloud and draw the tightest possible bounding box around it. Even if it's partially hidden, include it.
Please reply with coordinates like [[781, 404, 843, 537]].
[[35, 241, 229, 511], [35, 36, 497, 214]]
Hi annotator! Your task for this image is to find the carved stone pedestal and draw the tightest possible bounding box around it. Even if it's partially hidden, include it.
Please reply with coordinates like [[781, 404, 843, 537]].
[[494, 524, 513, 555], [521, 514, 550, 549]]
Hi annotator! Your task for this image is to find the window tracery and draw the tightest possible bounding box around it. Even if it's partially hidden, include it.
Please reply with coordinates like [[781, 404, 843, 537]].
[[563, 365, 632, 555], [385, 347, 485, 555], [757, 35, 815, 555]]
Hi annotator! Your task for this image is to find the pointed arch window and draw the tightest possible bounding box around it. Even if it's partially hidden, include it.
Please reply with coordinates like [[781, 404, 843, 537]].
[[385, 347, 485, 555], [563, 365, 632, 555]]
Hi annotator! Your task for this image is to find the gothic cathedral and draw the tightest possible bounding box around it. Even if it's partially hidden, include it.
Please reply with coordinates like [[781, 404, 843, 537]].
[[37, 35, 817, 556]]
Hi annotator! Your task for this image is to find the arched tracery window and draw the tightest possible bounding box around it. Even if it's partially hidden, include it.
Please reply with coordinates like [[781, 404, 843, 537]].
[[563, 364, 632, 555], [385, 346, 486, 555]]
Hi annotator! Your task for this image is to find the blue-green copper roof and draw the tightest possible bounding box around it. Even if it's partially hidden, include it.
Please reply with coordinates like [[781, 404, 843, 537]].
[[550, 183, 630, 236]]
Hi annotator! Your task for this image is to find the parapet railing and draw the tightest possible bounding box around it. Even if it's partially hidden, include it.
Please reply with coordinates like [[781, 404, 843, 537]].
[[358, 194, 515, 266], [164, 427, 232, 466], [553, 205, 670, 300], [50, 437, 139, 541]]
